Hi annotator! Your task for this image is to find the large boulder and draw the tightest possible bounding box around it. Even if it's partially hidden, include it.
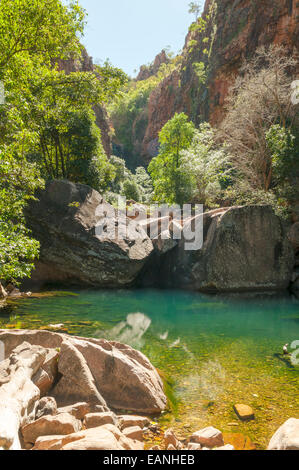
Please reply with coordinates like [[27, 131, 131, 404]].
[[21, 412, 82, 445], [0, 342, 47, 449], [25, 180, 153, 287], [268, 418, 299, 450], [0, 329, 167, 414], [161, 206, 294, 292]]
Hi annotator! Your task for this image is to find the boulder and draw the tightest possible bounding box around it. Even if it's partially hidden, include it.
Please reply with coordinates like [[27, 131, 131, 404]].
[[33, 424, 143, 450], [118, 415, 150, 430], [190, 427, 224, 448], [288, 222, 299, 252], [25, 180, 153, 288], [35, 397, 57, 420], [161, 206, 294, 292], [0, 342, 47, 449], [123, 426, 144, 441], [0, 330, 167, 414], [187, 442, 202, 450], [57, 402, 90, 420], [21, 412, 82, 445], [84, 412, 117, 428], [233, 404, 255, 421], [51, 340, 108, 408], [164, 428, 182, 450], [267, 418, 299, 450], [70, 336, 167, 414]]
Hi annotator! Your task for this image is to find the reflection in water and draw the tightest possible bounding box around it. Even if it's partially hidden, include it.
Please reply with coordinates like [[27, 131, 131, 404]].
[[95, 312, 151, 349]]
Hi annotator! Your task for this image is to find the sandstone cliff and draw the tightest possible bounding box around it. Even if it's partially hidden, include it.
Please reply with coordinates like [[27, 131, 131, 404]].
[[112, 0, 299, 165]]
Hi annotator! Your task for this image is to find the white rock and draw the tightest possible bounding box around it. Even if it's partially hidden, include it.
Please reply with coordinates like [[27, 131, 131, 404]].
[[268, 418, 299, 450]]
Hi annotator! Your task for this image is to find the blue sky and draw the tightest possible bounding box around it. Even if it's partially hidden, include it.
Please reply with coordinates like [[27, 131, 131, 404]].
[[78, 0, 202, 77]]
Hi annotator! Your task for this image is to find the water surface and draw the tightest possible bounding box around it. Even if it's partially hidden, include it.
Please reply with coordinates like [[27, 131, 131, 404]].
[[1, 289, 298, 449]]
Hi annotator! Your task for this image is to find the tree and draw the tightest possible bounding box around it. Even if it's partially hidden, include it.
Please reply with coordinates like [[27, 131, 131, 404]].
[[0, 0, 85, 73], [0, 143, 43, 283], [220, 46, 299, 194], [188, 2, 202, 21], [148, 113, 196, 205], [179, 123, 232, 206]]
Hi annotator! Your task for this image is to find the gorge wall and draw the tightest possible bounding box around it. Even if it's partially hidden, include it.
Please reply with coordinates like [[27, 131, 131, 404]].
[[112, 0, 299, 165]]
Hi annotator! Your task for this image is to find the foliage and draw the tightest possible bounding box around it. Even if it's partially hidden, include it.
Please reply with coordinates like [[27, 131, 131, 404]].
[[0, 143, 43, 283], [220, 46, 299, 193], [188, 2, 203, 21], [0, 0, 85, 73], [148, 113, 196, 205], [179, 123, 232, 206], [109, 60, 181, 167]]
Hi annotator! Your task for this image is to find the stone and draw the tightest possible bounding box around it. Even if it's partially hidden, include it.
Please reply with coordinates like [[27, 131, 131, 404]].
[[57, 402, 90, 420], [0, 329, 167, 414], [0, 342, 47, 450], [70, 336, 167, 414], [33, 424, 143, 450], [161, 206, 294, 292], [123, 426, 144, 441], [21, 412, 82, 445], [32, 368, 53, 397], [25, 180, 153, 288], [164, 428, 182, 450], [51, 340, 108, 408], [234, 404, 255, 421], [149, 445, 160, 450], [118, 415, 150, 430], [268, 418, 299, 450], [84, 412, 117, 428], [153, 231, 178, 254], [187, 442, 202, 450], [35, 397, 57, 420], [190, 427, 224, 448], [288, 223, 299, 252]]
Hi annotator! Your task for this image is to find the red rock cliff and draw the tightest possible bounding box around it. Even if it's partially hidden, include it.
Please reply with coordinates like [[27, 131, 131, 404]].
[[140, 0, 299, 163]]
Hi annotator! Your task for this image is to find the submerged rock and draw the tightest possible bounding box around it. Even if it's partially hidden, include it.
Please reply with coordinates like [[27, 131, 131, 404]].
[[161, 205, 294, 292], [25, 180, 153, 288], [233, 404, 255, 421]]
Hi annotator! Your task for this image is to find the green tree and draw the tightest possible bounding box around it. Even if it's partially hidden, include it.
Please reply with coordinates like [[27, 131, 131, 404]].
[[148, 113, 196, 205], [0, 143, 43, 283], [179, 123, 232, 206], [188, 2, 202, 21], [0, 0, 85, 73]]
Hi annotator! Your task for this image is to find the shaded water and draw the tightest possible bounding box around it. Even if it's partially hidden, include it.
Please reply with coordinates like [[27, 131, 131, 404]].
[[1, 289, 298, 448]]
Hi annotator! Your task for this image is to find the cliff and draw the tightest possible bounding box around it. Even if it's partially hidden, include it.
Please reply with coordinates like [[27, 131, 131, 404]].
[[56, 48, 112, 156], [112, 0, 299, 165]]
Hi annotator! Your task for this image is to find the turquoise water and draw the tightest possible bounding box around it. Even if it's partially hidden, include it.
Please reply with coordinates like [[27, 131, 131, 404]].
[[1, 289, 299, 448]]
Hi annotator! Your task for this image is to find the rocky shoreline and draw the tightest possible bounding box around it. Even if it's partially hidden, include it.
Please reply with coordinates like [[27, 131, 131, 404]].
[[0, 329, 298, 451]]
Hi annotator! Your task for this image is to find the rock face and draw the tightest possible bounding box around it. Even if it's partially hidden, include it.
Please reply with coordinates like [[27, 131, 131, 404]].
[[111, 0, 299, 164], [25, 180, 153, 288], [0, 329, 167, 415], [160, 205, 294, 292], [268, 418, 299, 450]]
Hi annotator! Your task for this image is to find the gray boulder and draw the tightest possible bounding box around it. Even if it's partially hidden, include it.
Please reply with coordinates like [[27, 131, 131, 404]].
[[25, 180, 153, 287], [161, 205, 294, 292]]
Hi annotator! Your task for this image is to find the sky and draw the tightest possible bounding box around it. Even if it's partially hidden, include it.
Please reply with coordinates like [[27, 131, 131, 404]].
[[78, 0, 203, 77]]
